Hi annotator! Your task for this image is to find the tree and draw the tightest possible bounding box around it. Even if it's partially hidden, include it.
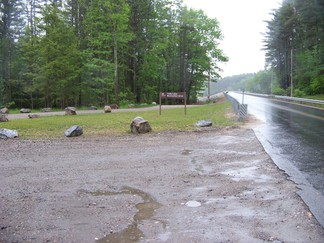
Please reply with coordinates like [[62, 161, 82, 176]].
[[82, 0, 131, 106], [177, 7, 227, 102], [264, 0, 324, 96], [37, 3, 80, 107], [0, 0, 24, 106]]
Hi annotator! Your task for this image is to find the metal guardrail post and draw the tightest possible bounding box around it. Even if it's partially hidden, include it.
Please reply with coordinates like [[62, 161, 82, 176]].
[[239, 104, 248, 121]]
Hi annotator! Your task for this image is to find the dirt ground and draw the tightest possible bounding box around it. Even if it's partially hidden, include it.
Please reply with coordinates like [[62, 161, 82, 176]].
[[1, 126, 324, 243]]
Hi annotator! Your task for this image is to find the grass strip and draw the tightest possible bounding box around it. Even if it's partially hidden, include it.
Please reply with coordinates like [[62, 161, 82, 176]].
[[1, 102, 237, 139]]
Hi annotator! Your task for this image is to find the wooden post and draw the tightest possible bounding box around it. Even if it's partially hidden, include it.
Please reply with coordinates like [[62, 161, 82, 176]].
[[184, 92, 187, 115], [159, 92, 162, 115]]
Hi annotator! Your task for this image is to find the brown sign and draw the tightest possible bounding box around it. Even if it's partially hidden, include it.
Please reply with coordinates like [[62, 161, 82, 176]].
[[159, 92, 187, 115], [160, 92, 185, 99]]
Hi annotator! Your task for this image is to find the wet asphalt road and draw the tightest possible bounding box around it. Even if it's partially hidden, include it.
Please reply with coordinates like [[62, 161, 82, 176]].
[[228, 92, 324, 227]]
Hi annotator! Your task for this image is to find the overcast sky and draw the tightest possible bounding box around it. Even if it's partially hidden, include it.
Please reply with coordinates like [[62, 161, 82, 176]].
[[183, 0, 281, 77]]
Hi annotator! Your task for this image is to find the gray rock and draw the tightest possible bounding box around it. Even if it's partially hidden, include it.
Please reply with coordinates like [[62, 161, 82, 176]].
[[65, 107, 77, 115], [109, 104, 119, 109], [28, 114, 40, 119], [0, 128, 18, 139], [0, 114, 8, 122], [130, 117, 152, 134], [20, 108, 31, 113], [0, 107, 9, 114], [64, 125, 83, 137], [196, 120, 212, 127], [104, 105, 112, 113], [42, 107, 52, 112]]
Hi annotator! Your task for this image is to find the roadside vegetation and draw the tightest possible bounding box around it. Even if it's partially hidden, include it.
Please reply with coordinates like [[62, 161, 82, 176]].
[[0, 0, 227, 110], [1, 103, 236, 139], [205, 1, 323, 99]]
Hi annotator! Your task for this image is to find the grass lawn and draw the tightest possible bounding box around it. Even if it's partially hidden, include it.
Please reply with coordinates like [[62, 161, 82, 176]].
[[1, 102, 238, 139]]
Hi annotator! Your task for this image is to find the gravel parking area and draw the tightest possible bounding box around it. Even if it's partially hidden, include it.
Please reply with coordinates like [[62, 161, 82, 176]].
[[1, 126, 323, 242]]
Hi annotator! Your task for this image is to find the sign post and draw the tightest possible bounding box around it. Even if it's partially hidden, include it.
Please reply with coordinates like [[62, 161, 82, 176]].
[[159, 92, 187, 115]]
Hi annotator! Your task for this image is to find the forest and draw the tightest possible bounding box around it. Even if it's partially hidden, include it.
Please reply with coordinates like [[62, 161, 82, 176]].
[[0, 0, 228, 109], [262, 0, 324, 96]]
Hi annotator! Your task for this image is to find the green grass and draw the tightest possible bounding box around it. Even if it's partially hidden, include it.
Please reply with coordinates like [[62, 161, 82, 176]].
[[304, 94, 324, 101], [1, 102, 237, 139]]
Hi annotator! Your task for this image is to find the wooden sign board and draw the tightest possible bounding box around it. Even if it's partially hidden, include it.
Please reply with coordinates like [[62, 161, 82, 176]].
[[159, 92, 187, 115]]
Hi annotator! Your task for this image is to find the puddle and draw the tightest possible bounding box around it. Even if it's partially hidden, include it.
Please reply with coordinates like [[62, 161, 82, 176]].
[[221, 166, 272, 182], [185, 200, 202, 208], [79, 186, 162, 242]]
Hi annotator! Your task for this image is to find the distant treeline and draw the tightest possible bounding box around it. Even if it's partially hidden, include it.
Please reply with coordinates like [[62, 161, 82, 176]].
[[208, 0, 324, 98], [0, 0, 227, 109]]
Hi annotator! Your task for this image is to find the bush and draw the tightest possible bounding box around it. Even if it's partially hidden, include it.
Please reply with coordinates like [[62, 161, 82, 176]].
[[310, 76, 324, 95], [271, 86, 286, 96], [294, 89, 306, 98]]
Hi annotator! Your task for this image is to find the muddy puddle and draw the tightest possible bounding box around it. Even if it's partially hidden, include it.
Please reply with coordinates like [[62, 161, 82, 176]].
[[78, 186, 162, 242]]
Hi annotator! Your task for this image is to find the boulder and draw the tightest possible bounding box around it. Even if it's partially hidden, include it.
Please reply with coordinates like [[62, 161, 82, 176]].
[[110, 104, 119, 109], [130, 117, 152, 134], [104, 105, 112, 113], [42, 107, 52, 112], [0, 114, 9, 122], [152, 102, 157, 105], [196, 120, 212, 127], [0, 107, 9, 114], [20, 108, 31, 113], [65, 107, 77, 115], [28, 114, 40, 119], [0, 128, 18, 139], [64, 125, 83, 137]]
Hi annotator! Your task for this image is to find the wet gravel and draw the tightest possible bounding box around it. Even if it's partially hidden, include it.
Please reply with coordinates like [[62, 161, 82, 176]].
[[1, 126, 323, 242]]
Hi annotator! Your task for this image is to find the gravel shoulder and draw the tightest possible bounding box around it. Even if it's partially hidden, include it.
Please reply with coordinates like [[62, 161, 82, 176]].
[[1, 126, 323, 242]]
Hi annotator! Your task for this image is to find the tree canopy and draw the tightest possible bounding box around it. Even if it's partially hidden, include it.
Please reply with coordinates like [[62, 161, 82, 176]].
[[0, 0, 227, 108], [263, 0, 324, 96]]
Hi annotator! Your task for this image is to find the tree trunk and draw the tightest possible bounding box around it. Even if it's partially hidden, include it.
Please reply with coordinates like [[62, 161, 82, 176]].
[[114, 28, 119, 105]]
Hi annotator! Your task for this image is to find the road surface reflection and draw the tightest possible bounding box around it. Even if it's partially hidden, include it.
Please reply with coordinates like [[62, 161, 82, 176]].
[[228, 92, 324, 226]]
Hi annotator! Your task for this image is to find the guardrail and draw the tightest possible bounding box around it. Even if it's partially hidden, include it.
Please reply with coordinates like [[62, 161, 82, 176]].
[[273, 95, 324, 108], [239, 92, 324, 108], [223, 92, 248, 121]]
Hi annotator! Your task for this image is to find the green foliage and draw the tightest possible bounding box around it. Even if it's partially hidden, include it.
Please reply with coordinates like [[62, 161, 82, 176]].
[[271, 85, 286, 96], [264, 0, 324, 96], [293, 89, 306, 98], [310, 75, 324, 94], [1, 0, 227, 108], [246, 70, 272, 94], [205, 73, 255, 95]]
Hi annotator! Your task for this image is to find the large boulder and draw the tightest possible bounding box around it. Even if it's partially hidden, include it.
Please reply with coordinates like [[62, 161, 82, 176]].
[[0, 107, 9, 114], [20, 108, 31, 113], [0, 128, 18, 139], [64, 125, 83, 137], [65, 107, 77, 115], [0, 114, 8, 122], [104, 105, 112, 113], [130, 117, 152, 134]]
